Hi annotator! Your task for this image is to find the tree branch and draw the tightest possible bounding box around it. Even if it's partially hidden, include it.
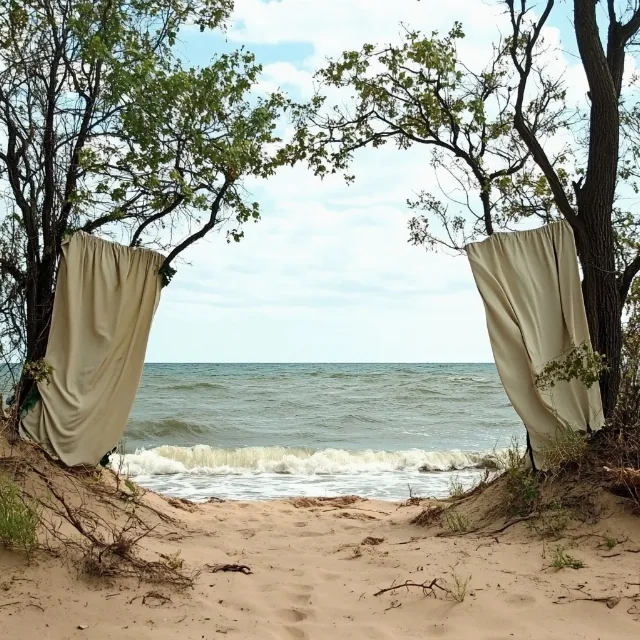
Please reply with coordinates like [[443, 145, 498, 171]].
[[0, 259, 25, 287], [129, 195, 186, 246], [506, 0, 580, 228], [620, 254, 640, 303], [618, 4, 640, 46], [160, 181, 231, 272]]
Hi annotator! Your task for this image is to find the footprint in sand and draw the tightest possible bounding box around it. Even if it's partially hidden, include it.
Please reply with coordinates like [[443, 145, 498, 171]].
[[504, 593, 537, 606], [287, 584, 314, 604], [278, 608, 309, 623], [289, 592, 313, 605], [285, 627, 309, 640]]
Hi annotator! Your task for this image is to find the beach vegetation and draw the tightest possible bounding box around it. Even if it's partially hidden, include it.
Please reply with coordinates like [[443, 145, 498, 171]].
[[500, 439, 540, 516], [448, 476, 465, 500], [0, 476, 39, 555], [447, 570, 471, 603], [444, 509, 469, 533], [551, 546, 584, 570], [541, 427, 589, 475]]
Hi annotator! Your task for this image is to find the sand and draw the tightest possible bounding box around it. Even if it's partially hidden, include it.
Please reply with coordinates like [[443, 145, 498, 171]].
[[2, 486, 640, 640]]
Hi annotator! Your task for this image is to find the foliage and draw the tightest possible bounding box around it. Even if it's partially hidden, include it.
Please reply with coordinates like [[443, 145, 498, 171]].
[[614, 278, 640, 429], [551, 546, 584, 570], [448, 476, 465, 499], [501, 439, 540, 516], [0, 0, 304, 382], [444, 509, 469, 532], [541, 427, 589, 473], [447, 570, 471, 603], [0, 477, 39, 554], [158, 264, 177, 288], [535, 344, 607, 392], [291, 23, 562, 249], [528, 502, 570, 540], [22, 359, 54, 384]]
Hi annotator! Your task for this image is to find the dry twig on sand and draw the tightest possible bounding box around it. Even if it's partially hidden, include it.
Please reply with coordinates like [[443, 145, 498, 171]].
[[374, 578, 448, 598], [205, 563, 252, 575]]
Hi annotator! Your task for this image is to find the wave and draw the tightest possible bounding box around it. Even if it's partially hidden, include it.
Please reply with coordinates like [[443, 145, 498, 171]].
[[112, 445, 502, 477], [126, 418, 210, 440], [171, 382, 226, 391]]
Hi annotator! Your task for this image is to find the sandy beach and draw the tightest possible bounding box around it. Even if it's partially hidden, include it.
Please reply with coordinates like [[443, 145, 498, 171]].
[[2, 485, 640, 640]]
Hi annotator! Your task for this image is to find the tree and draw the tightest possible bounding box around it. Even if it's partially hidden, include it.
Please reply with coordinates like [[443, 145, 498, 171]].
[[0, 0, 299, 406], [291, 0, 640, 418]]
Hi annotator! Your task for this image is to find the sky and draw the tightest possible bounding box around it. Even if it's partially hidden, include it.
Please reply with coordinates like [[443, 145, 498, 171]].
[[145, 0, 584, 363]]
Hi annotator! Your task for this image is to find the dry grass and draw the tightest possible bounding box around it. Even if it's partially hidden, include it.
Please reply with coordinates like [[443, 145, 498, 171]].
[[0, 476, 39, 554], [447, 476, 465, 500], [444, 510, 469, 533], [447, 570, 471, 602], [550, 546, 584, 570], [542, 427, 589, 475]]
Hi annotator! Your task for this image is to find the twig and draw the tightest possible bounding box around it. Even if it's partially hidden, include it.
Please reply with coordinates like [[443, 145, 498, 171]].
[[481, 515, 535, 535], [0, 601, 21, 609], [129, 591, 172, 607], [322, 507, 391, 515], [374, 578, 447, 598], [553, 595, 622, 608], [390, 538, 425, 546], [205, 564, 252, 575]]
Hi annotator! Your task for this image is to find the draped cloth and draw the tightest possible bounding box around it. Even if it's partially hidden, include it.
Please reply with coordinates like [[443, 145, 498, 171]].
[[21, 232, 163, 466], [466, 221, 605, 469]]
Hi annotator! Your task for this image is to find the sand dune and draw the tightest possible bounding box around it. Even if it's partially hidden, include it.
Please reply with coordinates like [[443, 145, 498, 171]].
[[2, 488, 640, 639]]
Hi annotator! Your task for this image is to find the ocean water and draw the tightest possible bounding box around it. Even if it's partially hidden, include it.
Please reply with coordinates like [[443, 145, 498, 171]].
[[116, 363, 522, 501]]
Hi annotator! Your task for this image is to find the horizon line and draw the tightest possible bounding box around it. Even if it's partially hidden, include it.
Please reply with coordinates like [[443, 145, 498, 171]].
[[143, 361, 496, 365]]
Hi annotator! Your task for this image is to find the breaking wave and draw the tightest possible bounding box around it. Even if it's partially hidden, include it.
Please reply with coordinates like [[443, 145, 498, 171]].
[[113, 446, 501, 477]]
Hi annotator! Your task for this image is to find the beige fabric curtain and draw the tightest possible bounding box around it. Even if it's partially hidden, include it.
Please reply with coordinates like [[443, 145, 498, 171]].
[[21, 232, 163, 466], [466, 221, 605, 469]]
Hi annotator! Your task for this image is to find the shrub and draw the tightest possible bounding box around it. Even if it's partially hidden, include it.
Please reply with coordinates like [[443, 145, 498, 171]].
[[542, 427, 589, 473], [444, 509, 469, 533], [447, 570, 471, 603], [551, 546, 584, 570], [448, 476, 465, 499], [501, 439, 540, 516], [0, 477, 39, 554]]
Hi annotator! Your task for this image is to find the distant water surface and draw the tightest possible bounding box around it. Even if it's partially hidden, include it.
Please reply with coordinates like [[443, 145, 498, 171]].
[[116, 363, 522, 501]]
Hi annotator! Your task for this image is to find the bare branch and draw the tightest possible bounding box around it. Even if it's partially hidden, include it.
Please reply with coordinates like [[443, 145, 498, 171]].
[[129, 195, 186, 246], [620, 254, 640, 304], [160, 181, 231, 272], [506, 0, 580, 228]]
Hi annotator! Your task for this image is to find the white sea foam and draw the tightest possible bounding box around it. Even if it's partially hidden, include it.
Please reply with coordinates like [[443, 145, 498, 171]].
[[112, 445, 501, 477]]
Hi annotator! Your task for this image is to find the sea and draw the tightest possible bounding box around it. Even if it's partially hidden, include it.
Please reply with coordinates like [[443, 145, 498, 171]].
[[114, 363, 522, 502]]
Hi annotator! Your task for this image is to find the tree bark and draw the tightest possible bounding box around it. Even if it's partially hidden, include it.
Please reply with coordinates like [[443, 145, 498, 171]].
[[571, 0, 624, 418], [574, 222, 622, 419]]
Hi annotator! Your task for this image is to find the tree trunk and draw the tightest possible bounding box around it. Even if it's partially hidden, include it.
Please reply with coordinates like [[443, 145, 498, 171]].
[[575, 218, 622, 419], [17, 256, 57, 410]]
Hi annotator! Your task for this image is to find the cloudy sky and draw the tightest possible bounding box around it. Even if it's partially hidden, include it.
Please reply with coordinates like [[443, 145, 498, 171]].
[[146, 0, 581, 363]]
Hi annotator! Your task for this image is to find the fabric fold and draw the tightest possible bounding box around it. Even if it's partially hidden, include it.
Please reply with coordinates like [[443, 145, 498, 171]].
[[21, 232, 163, 466], [466, 221, 604, 469]]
